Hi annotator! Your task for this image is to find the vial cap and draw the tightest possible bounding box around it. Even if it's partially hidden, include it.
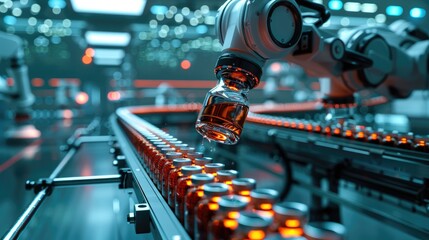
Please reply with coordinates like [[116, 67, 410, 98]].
[[232, 178, 256, 192], [203, 182, 229, 197], [181, 165, 203, 176], [250, 188, 279, 201], [238, 211, 271, 228], [195, 157, 213, 166], [180, 147, 196, 154], [174, 143, 189, 150], [172, 158, 192, 167], [273, 202, 309, 221], [156, 144, 171, 149], [204, 163, 225, 173], [160, 147, 176, 154], [169, 141, 183, 145], [187, 151, 203, 159], [164, 137, 177, 142], [218, 195, 248, 211], [166, 151, 182, 159], [191, 173, 215, 185], [217, 170, 238, 182], [304, 222, 346, 240]]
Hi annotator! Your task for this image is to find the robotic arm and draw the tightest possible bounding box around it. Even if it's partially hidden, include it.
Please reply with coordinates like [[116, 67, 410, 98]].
[[0, 31, 40, 142], [196, 0, 429, 144]]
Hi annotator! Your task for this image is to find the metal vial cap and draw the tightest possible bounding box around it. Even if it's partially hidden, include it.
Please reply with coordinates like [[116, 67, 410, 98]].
[[191, 173, 215, 185], [165, 151, 182, 159], [217, 170, 238, 182], [195, 157, 213, 166], [187, 151, 204, 159], [181, 165, 203, 176], [172, 158, 192, 167], [218, 195, 249, 211], [204, 163, 225, 173], [203, 182, 229, 197], [232, 178, 257, 192]]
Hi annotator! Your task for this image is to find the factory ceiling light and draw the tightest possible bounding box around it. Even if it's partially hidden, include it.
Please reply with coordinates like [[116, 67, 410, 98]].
[[85, 31, 131, 46], [70, 0, 146, 16]]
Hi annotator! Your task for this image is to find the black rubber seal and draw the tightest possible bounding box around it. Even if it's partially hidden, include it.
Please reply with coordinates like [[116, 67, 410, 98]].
[[215, 54, 263, 81]]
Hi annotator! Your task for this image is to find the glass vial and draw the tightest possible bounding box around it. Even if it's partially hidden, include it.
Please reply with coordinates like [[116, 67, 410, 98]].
[[269, 202, 309, 238], [175, 166, 204, 223], [232, 178, 257, 202], [232, 211, 271, 240], [249, 189, 279, 219], [167, 158, 192, 208]]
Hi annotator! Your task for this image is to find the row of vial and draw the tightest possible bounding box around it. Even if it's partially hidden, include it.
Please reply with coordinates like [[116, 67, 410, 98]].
[[248, 113, 429, 152], [120, 121, 345, 239]]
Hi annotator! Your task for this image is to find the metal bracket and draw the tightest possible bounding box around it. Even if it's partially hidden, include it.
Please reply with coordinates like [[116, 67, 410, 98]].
[[113, 155, 127, 169], [127, 203, 151, 234], [119, 168, 133, 189]]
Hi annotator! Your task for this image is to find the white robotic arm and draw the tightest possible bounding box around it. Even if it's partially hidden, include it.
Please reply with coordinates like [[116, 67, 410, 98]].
[[0, 31, 35, 117], [214, 0, 429, 106], [0, 31, 40, 142]]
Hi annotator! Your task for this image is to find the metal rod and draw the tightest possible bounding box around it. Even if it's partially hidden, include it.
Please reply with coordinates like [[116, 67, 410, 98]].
[[52, 174, 121, 187], [294, 179, 429, 239], [4, 143, 79, 239], [3, 190, 47, 240]]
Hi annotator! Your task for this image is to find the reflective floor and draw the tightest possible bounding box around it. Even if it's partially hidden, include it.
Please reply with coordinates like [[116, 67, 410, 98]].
[[0, 118, 140, 240]]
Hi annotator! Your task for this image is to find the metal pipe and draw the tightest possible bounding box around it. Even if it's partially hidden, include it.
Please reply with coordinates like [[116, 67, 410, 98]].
[[52, 174, 121, 187], [294, 179, 429, 239], [2, 190, 47, 240], [49, 147, 77, 179]]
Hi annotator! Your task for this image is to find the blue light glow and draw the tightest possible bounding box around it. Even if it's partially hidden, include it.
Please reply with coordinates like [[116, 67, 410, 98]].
[[48, 0, 66, 9], [150, 5, 168, 15], [196, 25, 208, 34], [410, 8, 426, 18], [386, 6, 403, 16], [328, 0, 343, 11], [3, 15, 17, 25]]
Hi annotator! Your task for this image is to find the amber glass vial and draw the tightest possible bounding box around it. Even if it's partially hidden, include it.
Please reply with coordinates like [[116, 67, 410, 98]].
[[187, 152, 204, 164], [217, 169, 238, 185], [249, 189, 279, 219], [167, 158, 192, 208], [151, 146, 175, 179], [204, 163, 225, 176], [269, 202, 309, 238], [157, 151, 182, 191], [232, 211, 271, 240], [232, 178, 257, 202], [209, 195, 249, 239], [194, 157, 213, 171], [174, 166, 204, 222], [180, 147, 196, 157], [195, 183, 230, 240]]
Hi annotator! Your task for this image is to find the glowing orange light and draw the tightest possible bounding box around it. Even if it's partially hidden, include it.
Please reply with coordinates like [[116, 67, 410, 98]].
[[75, 92, 89, 105], [306, 124, 313, 132], [259, 203, 272, 210], [285, 219, 300, 228], [107, 91, 121, 101], [400, 137, 408, 144], [239, 190, 250, 196], [212, 196, 221, 202], [181, 60, 191, 70], [186, 179, 192, 186], [385, 135, 392, 142], [270, 62, 282, 73], [357, 132, 365, 139], [31, 78, 44, 87], [227, 211, 240, 219], [284, 121, 290, 127], [82, 55, 92, 65], [248, 230, 266, 240], [223, 219, 238, 229], [314, 125, 322, 132], [208, 203, 219, 211], [345, 130, 353, 137], [7, 78, 14, 86], [371, 133, 378, 140], [63, 109, 73, 119], [419, 140, 426, 147], [291, 122, 297, 128], [85, 48, 95, 57], [197, 190, 204, 197], [225, 180, 232, 185], [334, 128, 341, 135], [324, 127, 331, 134], [298, 123, 305, 130], [279, 227, 303, 237]]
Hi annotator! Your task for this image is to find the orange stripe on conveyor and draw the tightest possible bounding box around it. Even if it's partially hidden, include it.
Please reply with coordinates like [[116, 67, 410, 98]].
[[0, 139, 44, 173]]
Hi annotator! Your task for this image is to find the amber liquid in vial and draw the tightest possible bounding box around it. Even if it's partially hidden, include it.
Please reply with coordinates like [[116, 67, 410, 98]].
[[196, 102, 249, 144]]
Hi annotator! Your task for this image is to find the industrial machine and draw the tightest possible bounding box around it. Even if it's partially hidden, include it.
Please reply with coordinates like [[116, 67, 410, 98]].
[[2, 1, 429, 240], [0, 31, 40, 143]]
